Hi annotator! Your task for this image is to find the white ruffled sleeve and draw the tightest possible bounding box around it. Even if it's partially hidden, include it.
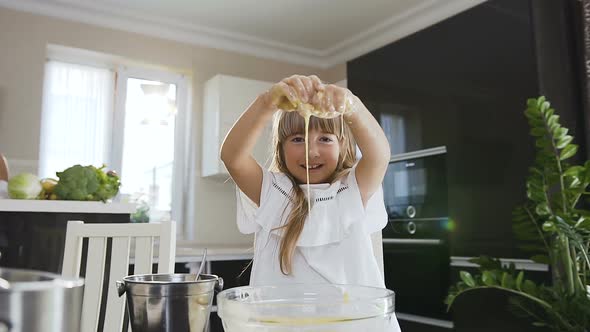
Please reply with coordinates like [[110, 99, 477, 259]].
[[363, 184, 388, 234], [236, 186, 261, 234], [236, 167, 291, 234], [338, 166, 388, 235]]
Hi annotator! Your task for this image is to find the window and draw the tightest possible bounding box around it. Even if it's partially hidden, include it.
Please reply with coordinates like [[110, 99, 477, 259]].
[[39, 59, 189, 227], [39, 61, 114, 178]]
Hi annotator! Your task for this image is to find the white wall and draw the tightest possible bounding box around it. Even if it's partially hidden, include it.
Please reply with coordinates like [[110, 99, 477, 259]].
[[0, 7, 346, 245]]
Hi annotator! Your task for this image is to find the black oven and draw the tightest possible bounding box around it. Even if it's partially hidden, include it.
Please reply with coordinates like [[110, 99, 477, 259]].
[[383, 146, 448, 219], [382, 147, 453, 329]]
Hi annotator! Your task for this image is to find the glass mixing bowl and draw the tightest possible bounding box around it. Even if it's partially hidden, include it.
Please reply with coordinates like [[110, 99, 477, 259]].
[[217, 284, 396, 331]]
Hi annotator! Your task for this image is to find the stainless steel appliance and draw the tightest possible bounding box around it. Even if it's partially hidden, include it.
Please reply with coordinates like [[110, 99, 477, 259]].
[[382, 146, 453, 329], [0, 267, 84, 332]]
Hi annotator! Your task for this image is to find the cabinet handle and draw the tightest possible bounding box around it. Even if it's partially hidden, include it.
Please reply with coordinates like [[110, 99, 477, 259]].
[[382, 238, 441, 245]]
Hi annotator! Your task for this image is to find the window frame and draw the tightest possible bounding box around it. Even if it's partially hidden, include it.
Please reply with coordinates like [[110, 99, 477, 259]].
[[40, 46, 190, 236], [112, 65, 189, 233]]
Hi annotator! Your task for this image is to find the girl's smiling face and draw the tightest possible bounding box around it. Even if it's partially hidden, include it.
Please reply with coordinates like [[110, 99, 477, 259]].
[[282, 129, 341, 184]]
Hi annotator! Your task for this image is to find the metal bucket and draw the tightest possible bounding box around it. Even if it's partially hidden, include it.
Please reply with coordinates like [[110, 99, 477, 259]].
[[0, 268, 84, 332], [117, 273, 223, 332]]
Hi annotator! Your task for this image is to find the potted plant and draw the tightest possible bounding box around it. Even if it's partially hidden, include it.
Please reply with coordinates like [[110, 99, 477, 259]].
[[446, 97, 590, 331]]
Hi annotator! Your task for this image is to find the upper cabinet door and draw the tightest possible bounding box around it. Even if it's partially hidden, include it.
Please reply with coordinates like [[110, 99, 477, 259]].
[[201, 75, 273, 179]]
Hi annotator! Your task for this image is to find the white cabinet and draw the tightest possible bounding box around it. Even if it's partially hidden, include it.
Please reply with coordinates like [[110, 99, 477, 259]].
[[201, 74, 273, 179]]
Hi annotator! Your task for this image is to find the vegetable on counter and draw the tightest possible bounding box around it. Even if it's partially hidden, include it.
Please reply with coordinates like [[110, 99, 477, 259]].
[[5, 164, 121, 202], [39, 178, 58, 200], [7, 173, 42, 199], [54, 165, 121, 202]]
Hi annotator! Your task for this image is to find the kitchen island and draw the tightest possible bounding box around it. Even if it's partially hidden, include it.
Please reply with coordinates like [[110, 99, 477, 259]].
[[0, 199, 135, 273]]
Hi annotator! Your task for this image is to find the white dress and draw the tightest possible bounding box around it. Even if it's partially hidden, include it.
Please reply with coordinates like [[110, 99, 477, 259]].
[[236, 166, 402, 331]]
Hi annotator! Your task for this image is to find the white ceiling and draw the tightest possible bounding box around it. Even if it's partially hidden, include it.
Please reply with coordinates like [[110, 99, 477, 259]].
[[0, 0, 486, 68]]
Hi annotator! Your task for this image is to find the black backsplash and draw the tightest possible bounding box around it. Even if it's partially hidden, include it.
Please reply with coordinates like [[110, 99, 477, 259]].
[[348, 0, 585, 258]]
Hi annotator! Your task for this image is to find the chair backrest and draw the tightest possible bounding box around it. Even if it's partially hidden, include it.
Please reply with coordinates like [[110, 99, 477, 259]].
[[62, 220, 176, 332]]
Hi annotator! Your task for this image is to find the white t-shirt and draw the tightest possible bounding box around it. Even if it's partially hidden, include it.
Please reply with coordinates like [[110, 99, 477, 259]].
[[236, 166, 387, 288]]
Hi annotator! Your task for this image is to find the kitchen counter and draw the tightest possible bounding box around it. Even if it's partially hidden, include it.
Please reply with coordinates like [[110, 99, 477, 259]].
[[175, 243, 253, 262], [174, 243, 253, 274], [0, 199, 136, 273], [0, 199, 135, 213], [129, 242, 253, 275]]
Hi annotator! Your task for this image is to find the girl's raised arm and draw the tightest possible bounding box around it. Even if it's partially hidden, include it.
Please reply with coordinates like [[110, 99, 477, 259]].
[[220, 81, 298, 206], [312, 84, 390, 206], [345, 95, 391, 207]]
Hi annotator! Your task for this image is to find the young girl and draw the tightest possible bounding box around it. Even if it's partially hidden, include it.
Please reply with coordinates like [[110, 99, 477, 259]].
[[221, 74, 392, 288]]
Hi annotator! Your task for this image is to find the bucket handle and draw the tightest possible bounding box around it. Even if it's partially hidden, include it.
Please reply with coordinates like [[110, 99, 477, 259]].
[[116, 280, 126, 297], [216, 277, 224, 292], [116, 276, 223, 297]]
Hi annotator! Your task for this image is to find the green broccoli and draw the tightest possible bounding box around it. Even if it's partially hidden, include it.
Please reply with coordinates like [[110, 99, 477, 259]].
[[91, 167, 121, 202], [54, 164, 121, 202], [54, 165, 99, 200]]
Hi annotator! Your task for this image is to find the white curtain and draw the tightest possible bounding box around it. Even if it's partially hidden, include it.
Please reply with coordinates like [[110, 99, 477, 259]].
[[38, 61, 114, 179]]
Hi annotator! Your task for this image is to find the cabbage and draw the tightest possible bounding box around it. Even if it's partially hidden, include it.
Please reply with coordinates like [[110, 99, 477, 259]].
[[8, 173, 42, 199]]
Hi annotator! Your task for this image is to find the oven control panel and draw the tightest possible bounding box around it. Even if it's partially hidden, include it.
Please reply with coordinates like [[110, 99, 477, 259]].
[[382, 217, 450, 239]]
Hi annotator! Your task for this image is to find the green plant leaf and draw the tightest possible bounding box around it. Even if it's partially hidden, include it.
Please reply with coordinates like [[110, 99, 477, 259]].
[[530, 118, 545, 127], [530, 127, 546, 137], [567, 176, 581, 188], [501, 272, 515, 288], [482, 271, 497, 286], [564, 166, 584, 177], [516, 271, 524, 290], [536, 203, 551, 216], [522, 280, 537, 295], [524, 107, 539, 119], [500, 272, 508, 287], [460, 271, 476, 287], [530, 167, 543, 176], [527, 189, 545, 202], [575, 219, 590, 230], [544, 108, 555, 119], [535, 139, 550, 149], [469, 256, 503, 270], [540, 101, 551, 113], [526, 98, 537, 107], [445, 294, 455, 307], [553, 127, 568, 139], [560, 144, 578, 160], [556, 135, 573, 149], [457, 281, 469, 291], [547, 114, 559, 127], [542, 221, 556, 232]]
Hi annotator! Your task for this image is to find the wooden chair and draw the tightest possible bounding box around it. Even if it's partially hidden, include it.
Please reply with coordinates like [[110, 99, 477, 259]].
[[62, 220, 176, 332]]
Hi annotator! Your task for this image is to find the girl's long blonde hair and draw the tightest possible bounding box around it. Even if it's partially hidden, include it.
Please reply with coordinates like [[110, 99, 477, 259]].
[[269, 110, 357, 275]]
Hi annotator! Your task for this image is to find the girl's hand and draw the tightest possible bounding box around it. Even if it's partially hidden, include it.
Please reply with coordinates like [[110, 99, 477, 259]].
[[264, 75, 356, 119], [310, 84, 356, 119], [267, 75, 324, 110]]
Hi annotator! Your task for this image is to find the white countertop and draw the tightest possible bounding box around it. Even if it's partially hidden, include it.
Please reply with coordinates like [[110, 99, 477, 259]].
[[131, 243, 253, 264], [0, 199, 136, 213], [175, 243, 253, 262]]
